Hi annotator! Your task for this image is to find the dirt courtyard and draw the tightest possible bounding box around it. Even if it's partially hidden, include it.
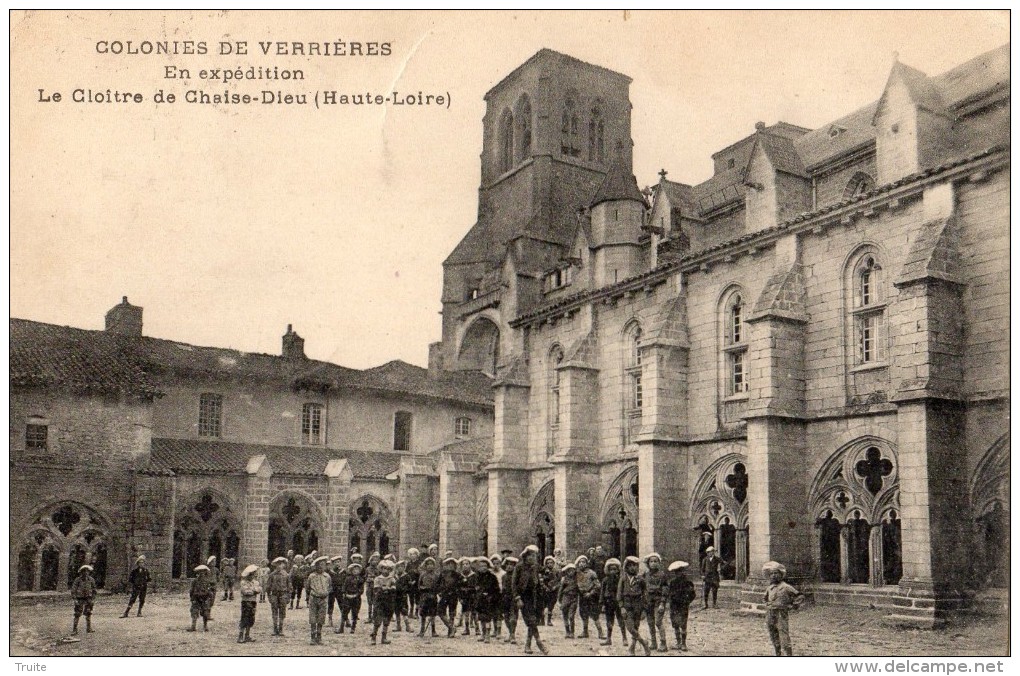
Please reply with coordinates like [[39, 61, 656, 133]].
[[9, 592, 1007, 657]]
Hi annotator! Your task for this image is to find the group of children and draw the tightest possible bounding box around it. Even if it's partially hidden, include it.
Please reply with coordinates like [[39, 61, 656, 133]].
[[66, 543, 803, 656]]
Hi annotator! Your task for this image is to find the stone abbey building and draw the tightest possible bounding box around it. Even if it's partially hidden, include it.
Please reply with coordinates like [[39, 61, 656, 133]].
[[11, 46, 1008, 625]]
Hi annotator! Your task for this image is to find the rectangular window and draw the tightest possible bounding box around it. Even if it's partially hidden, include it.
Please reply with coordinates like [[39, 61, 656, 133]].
[[25, 424, 47, 450], [302, 403, 323, 445], [455, 417, 471, 438], [857, 313, 887, 364], [729, 351, 748, 395], [632, 373, 643, 410], [198, 393, 223, 438], [394, 411, 412, 451]]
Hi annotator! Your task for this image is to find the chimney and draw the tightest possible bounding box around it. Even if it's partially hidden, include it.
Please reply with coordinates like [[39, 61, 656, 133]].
[[105, 296, 143, 336], [282, 324, 306, 359]]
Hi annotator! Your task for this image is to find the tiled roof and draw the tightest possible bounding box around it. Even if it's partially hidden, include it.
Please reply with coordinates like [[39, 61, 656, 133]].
[[10, 319, 162, 396], [931, 44, 1009, 107], [295, 359, 494, 408], [149, 437, 403, 479], [10, 319, 492, 409]]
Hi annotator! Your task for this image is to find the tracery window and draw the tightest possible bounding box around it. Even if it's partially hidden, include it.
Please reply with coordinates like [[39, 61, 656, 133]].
[[16, 502, 109, 591], [588, 104, 606, 164], [560, 94, 580, 157], [499, 108, 515, 174]]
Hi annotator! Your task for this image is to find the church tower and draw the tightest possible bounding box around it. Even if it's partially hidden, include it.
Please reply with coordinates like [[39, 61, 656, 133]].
[[438, 49, 634, 375]]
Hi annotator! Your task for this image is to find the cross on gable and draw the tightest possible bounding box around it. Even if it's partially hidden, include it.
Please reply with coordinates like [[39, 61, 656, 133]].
[[658, 168, 668, 180], [357, 500, 374, 524], [855, 447, 894, 495], [725, 463, 749, 504], [195, 495, 219, 523], [282, 498, 301, 524]]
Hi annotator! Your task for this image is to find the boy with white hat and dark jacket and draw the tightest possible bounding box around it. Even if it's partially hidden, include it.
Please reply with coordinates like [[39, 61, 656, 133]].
[[70, 564, 97, 635], [121, 554, 151, 618], [667, 560, 696, 652]]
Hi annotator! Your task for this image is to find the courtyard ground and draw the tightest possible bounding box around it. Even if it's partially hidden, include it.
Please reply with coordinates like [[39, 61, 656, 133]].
[[10, 593, 1008, 657]]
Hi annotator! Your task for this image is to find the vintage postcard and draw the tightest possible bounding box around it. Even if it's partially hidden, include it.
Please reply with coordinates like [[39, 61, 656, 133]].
[[8, 10, 1010, 665]]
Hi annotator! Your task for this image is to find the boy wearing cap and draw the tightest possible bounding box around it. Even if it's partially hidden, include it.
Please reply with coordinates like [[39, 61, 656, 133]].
[[221, 557, 237, 601], [474, 557, 501, 644], [489, 555, 505, 638], [188, 565, 215, 632], [667, 561, 696, 652], [257, 559, 270, 603], [617, 556, 651, 656], [289, 554, 306, 610], [70, 564, 97, 635], [393, 559, 412, 632], [238, 564, 261, 643], [762, 562, 803, 656], [365, 552, 381, 620], [500, 557, 519, 644], [266, 556, 292, 636], [326, 557, 345, 628], [458, 557, 479, 635], [576, 555, 604, 640], [370, 559, 397, 645], [405, 548, 421, 617], [700, 546, 724, 609], [539, 555, 560, 626], [437, 557, 460, 637], [511, 545, 549, 655], [643, 553, 668, 651], [306, 556, 332, 645], [121, 555, 151, 618], [417, 557, 441, 638], [337, 561, 365, 634], [600, 558, 627, 647], [556, 562, 578, 638]]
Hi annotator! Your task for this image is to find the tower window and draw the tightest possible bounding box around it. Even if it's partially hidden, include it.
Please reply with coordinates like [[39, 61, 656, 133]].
[[721, 289, 749, 397], [560, 95, 580, 157], [499, 109, 515, 174], [198, 393, 223, 438], [393, 411, 412, 451], [588, 104, 606, 164], [848, 253, 887, 366]]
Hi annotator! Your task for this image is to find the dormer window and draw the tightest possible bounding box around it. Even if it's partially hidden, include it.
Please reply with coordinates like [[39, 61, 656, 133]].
[[545, 266, 573, 292], [829, 125, 847, 138], [467, 287, 480, 301], [727, 158, 736, 169]]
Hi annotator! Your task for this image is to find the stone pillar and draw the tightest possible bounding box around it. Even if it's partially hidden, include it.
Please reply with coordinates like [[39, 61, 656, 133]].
[[634, 296, 690, 562], [487, 469, 531, 555], [487, 366, 532, 554], [438, 451, 480, 555], [398, 456, 437, 555], [324, 459, 353, 560], [130, 471, 177, 587], [241, 455, 272, 567], [551, 461, 600, 558]]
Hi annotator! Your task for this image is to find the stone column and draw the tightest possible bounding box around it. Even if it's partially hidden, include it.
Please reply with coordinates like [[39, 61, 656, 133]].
[[487, 469, 531, 555], [740, 242, 811, 613], [488, 367, 532, 554], [438, 451, 480, 555], [398, 456, 437, 555], [551, 461, 600, 558], [130, 471, 177, 587], [324, 459, 353, 560], [241, 455, 272, 567]]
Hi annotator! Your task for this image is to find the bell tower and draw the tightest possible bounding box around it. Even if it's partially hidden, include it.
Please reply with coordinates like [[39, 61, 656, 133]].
[[440, 49, 634, 373]]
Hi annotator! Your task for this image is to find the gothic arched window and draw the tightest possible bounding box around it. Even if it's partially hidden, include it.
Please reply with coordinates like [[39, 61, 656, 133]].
[[588, 104, 606, 164], [721, 288, 748, 396], [499, 108, 515, 174], [548, 345, 564, 455], [625, 323, 643, 412], [846, 249, 886, 366], [516, 95, 533, 161], [560, 94, 580, 157]]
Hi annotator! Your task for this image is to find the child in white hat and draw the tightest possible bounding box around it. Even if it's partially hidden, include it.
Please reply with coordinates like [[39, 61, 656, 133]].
[[266, 557, 292, 636], [618, 556, 651, 655], [643, 553, 668, 651], [70, 564, 97, 635], [188, 565, 214, 632], [238, 564, 261, 643], [557, 562, 578, 638], [667, 560, 696, 651], [121, 554, 151, 618], [370, 559, 397, 645], [762, 561, 803, 656]]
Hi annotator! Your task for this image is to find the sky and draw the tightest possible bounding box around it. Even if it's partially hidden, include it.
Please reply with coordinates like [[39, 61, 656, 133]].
[[9, 10, 1010, 368]]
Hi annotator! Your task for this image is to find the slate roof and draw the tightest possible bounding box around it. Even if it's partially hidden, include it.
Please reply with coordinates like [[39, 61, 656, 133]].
[[659, 180, 697, 212], [754, 132, 808, 177], [590, 162, 647, 208], [10, 319, 493, 408], [148, 437, 403, 479], [794, 103, 878, 171]]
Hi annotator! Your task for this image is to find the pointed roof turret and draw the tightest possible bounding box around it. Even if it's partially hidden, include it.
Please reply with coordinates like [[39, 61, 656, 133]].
[[590, 162, 647, 209]]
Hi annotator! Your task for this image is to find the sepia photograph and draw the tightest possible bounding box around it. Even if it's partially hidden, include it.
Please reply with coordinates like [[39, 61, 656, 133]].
[[7, 9, 1011, 666]]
